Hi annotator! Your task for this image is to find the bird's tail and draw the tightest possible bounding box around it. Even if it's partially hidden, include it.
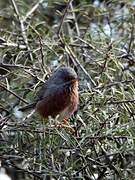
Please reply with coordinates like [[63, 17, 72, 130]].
[[19, 102, 37, 112]]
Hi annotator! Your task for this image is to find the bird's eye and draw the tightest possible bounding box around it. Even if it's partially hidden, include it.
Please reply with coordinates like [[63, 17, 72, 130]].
[[64, 75, 74, 81]]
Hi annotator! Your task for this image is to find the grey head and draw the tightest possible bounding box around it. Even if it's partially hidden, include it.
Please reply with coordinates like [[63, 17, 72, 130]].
[[38, 67, 78, 100], [49, 67, 78, 85]]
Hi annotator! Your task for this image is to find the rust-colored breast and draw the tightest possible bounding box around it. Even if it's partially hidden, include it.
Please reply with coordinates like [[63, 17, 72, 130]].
[[36, 80, 78, 120]]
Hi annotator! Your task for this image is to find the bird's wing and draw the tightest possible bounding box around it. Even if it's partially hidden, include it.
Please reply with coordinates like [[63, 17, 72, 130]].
[[36, 84, 70, 118]]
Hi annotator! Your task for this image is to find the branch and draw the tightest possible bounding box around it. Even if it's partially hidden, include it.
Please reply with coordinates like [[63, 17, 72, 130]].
[[57, 0, 73, 36], [0, 83, 28, 104], [10, 0, 33, 61]]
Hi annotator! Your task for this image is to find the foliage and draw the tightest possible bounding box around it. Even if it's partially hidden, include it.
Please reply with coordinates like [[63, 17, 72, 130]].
[[0, 0, 135, 179]]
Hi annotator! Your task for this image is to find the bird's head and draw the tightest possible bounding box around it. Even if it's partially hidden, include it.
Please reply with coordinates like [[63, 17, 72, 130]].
[[52, 67, 78, 85]]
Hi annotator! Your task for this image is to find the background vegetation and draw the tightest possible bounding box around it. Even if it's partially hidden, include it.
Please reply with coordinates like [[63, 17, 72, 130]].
[[0, 0, 135, 179]]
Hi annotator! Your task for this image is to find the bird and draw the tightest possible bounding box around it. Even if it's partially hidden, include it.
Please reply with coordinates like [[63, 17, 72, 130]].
[[19, 67, 79, 124]]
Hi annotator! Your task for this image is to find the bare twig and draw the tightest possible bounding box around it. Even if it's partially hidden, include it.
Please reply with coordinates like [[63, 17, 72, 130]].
[[108, 99, 135, 105], [57, 0, 73, 36], [78, 37, 104, 55], [0, 82, 28, 104], [96, 79, 135, 90], [65, 44, 96, 87], [0, 62, 40, 70], [28, 24, 49, 74], [127, 14, 134, 54], [0, 116, 10, 129], [23, 0, 44, 21], [10, 0, 33, 61], [0, 41, 26, 49], [70, 2, 80, 37]]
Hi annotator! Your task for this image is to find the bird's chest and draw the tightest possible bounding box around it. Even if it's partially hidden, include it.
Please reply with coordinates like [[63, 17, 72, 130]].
[[59, 85, 78, 120]]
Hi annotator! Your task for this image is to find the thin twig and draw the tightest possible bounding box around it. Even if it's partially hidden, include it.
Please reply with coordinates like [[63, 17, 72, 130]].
[[108, 99, 135, 105], [23, 0, 44, 21], [10, 0, 33, 61], [0, 83, 28, 104], [65, 44, 96, 87], [78, 37, 104, 55], [70, 2, 80, 37], [28, 24, 49, 74], [0, 62, 40, 70], [0, 41, 26, 49], [96, 79, 135, 90], [57, 0, 73, 36], [127, 14, 134, 54]]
